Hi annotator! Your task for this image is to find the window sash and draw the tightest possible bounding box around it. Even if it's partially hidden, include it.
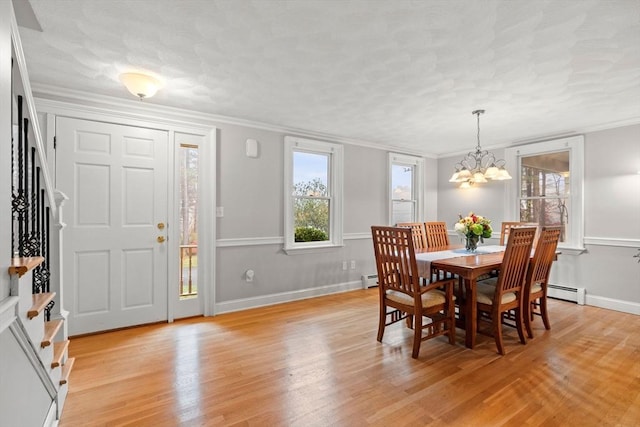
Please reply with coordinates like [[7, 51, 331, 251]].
[[504, 136, 584, 250], [389, 153, 423, 224], [284, 136, 343, 252]]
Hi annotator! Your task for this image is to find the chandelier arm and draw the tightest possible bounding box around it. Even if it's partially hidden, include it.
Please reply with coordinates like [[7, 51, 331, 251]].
[[451, 109, 511, 185]]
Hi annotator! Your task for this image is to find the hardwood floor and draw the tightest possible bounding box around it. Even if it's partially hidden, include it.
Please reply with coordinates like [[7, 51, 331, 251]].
[[59, 289, 640, 426]]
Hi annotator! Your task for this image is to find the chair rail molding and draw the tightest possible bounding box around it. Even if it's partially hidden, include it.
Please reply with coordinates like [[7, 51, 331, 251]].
[[584, 236, 640, 248], [216, 233, 371, 248]]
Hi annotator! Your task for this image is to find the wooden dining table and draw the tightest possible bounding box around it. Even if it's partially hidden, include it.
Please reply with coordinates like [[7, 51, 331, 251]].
[[415, 245, 509, 349]]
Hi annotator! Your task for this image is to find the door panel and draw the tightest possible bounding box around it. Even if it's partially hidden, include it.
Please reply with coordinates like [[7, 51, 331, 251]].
[[57, 117, 169, 335]]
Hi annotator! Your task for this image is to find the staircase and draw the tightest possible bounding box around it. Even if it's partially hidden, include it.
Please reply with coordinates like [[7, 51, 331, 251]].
[[0, 8, 73, 425], [2, 257, 74, 425]]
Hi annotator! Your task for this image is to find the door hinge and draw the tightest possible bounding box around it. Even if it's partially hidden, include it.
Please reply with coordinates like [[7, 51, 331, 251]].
[[53, 136, 56, 149]]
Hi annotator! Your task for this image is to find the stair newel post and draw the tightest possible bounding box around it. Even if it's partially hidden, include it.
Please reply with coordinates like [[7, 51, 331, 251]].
[[52, 190, 70, 340]]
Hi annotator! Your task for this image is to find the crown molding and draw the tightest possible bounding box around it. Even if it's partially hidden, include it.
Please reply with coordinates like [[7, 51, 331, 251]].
[[437, 117, 640, 159], [31, 84, 435, 158]]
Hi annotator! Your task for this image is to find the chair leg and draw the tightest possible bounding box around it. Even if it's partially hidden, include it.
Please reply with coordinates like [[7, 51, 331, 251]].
[[515, 307, 527, 345], [447, 304, 456, 345], [411, 313, 423, 359], [406, 315, 414, 329], [540, 296, 551, 330], [377, 304, 386, 342], [524, 305, 534, 339], [494, 312, 505, 355], [524, 297, 534, 339]]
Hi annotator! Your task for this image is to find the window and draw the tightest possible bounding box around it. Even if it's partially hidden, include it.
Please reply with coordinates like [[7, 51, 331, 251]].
[[389, 153, 424, 225], [284, 136, 343, 253], [505, 136, 584, 250], [179, 143, 198, 299]]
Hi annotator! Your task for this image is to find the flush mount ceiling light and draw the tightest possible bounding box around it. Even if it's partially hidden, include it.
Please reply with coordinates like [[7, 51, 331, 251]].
[[449, 110, 512, 187], [119, 72, 163, 100]]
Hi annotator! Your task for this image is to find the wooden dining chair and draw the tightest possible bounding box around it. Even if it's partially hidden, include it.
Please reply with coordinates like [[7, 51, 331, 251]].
[[523, 226, 561, 338], [424, 221, 450, 247], [396, 222, 428, 250], [476, 226, 537, 355], [371, 226, 456, 358], [500, 221, 538, 246]]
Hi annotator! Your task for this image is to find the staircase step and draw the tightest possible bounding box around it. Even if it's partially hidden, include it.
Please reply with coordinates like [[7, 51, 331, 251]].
[[42, 319, 63, 348], [52, 340, 70, 368], [8, 256, 45, 277], [60, 357, 75, 385], [28, 292, 56, 319]]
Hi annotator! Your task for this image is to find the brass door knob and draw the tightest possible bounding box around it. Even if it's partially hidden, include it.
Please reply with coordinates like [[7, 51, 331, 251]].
[[157, 222, 165, 230], [157, 236, 166, 243]]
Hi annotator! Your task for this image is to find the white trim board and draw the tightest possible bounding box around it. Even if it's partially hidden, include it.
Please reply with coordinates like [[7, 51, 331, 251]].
[[216, 233, 372, 248], [214, 280, 362, 314], [584, 237, 640, 248], [585, 295, 640, 316]]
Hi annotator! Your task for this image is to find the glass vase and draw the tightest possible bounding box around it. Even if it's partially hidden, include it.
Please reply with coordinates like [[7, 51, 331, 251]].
[[465, 235, 479, 252]]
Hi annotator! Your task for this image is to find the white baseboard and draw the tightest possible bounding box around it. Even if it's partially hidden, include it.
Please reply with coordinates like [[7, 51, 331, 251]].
[[214, 280, 363, 314], [585, 295, 640, 316]]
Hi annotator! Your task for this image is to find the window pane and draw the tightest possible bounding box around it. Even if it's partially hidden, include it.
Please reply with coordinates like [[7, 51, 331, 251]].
[[520, 151, 570, 198], [392, 201, 415, 225], [391, 164, 413, 200], [294, 198, 330, 241], [179, 145, 198, 299], [293, 151, 329, 197], [519, 198, 571, 242]]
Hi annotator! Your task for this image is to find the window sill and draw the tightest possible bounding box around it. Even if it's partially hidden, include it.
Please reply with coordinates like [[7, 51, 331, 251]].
[[556, 245, 587, 256], [283, 243, 345, 255]]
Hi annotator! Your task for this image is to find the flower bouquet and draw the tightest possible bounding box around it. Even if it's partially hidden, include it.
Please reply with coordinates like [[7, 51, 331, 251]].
[[454, 212, 493, 252]]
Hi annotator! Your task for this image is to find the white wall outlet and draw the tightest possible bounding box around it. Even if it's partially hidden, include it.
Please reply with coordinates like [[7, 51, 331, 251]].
[[245, 269, 254, 282], [342, 261, 348, 271], [350, 260, 356, 270]]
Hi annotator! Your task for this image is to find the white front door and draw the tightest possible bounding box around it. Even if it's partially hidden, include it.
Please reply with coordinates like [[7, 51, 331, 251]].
[[57, 117, 169, 335]]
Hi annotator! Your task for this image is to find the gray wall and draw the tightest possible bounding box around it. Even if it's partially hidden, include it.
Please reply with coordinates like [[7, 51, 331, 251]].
[[213, 122, 432, 306], [578, 124, 640, 303], [437, 147, 508, 234], [437, 125, 640, 307]]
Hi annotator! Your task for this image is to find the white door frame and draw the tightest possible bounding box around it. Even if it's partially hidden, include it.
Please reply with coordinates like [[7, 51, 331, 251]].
[[37, 98, 217, 325]]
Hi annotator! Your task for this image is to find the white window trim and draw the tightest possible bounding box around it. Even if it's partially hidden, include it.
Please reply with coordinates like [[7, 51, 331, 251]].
[[284, 136, 344, 254], [388, 153, 424, 225], [504, 135, 585, 252]]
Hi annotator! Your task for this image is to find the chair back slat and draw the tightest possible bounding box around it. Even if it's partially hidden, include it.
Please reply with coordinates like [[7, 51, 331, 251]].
[[495, 227, 537, 295], [527, 226, 561, 287], [396, 222, 428, 249], [371, 226, 419, 297], [424, 221, 450, 247], [500, 221, 539, 246]]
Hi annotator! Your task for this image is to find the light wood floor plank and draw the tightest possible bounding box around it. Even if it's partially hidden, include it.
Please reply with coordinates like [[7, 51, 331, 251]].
[[59, 289, 640, 426]]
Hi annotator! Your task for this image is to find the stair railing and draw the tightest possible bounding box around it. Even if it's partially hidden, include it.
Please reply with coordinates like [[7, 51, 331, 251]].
[[10, 15, 60, 321]]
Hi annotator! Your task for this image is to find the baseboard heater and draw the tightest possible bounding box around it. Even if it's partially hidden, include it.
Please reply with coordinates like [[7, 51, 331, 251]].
[[361, 274, 378, 289], [548, 284, 586, 305]]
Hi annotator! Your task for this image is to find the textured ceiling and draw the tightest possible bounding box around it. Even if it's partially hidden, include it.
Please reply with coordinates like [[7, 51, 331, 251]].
[[16, 0, 640, 155]]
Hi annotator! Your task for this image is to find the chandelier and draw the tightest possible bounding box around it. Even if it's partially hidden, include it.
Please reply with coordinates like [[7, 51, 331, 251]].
[[449, 110, 512, 187]]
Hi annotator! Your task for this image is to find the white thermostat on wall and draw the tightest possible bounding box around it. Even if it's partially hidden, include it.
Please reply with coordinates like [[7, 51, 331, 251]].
[[246, 138, 259, 158]]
